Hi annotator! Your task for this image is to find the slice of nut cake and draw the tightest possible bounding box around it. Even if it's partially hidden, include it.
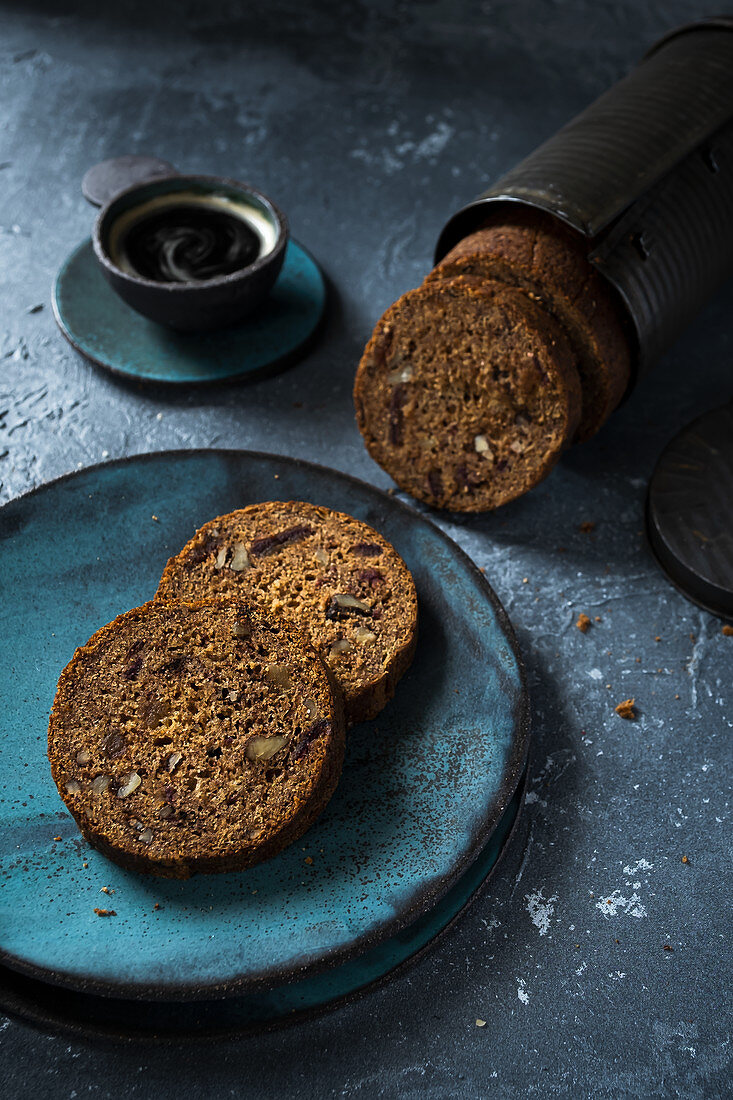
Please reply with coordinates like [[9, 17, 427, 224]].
[[354, 279, 581, 512], [48, 599, 344, 878], [156, 502, 418, 725]]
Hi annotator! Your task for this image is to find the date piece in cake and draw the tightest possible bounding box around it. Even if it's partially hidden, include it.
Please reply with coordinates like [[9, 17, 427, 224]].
[[48, 599, 345, 878], [354, 279, 582, 512], [426, 214, 631, 441], [156, 502, 418, 725]]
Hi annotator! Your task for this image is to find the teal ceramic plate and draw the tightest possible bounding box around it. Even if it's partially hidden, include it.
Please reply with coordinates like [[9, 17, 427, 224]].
[[0, 451, 529, 1001], [0, 771, 526, 1040], [53, 240, 325, 384]]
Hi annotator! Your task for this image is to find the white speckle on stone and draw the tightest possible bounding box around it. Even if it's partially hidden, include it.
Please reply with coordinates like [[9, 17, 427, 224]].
[[525, 889, 557, 935], [156, 412, 163, 421], [575, 962, 587, 976], [596, 890, 647, 919], [589, 668, 603, 680], [414, 120, 454, 158], [524, 790, 547, 807], [517, 978, 529, 1005], [622, 859, 653, 875]]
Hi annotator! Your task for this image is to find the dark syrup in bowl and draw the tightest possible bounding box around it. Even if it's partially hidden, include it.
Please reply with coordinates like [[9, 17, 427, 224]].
[[108, 193, 278, 284]]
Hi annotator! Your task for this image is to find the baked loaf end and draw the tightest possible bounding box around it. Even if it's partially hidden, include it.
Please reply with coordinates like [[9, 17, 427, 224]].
[[156, 502, 418, 725], [354, 279, 582, 512], [48, 599, 345, 878], [427, 213, 631, 441]]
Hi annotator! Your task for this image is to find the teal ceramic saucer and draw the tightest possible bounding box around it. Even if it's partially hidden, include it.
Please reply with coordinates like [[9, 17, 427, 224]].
[[52, 239, 325, 384], [0, 451, 529, 1004]]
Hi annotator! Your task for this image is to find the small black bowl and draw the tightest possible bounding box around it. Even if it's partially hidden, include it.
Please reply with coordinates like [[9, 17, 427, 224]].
[[90, 168, 287, 332]]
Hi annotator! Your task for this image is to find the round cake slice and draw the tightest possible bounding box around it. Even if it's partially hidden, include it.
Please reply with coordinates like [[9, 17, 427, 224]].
[[48, 599, 345, 878], [156, 502, 418, 726], [426, 214, 631, 441], [353, 278, 582, 512]]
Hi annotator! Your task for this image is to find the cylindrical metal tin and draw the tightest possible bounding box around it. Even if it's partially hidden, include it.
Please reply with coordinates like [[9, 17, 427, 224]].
[[435, 18, 733, 378]]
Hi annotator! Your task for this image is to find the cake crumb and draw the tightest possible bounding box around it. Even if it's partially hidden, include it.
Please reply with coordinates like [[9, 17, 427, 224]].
[[94, 908, 116, 917], [615, 697, 636, 720], [153, 903, 161, 910], [475, 1018, 487, 1028], [654, 635, 661, 642], [576, 613, 591, 633], [594, 616, 601, 622], [579, 521, 595, 533], [100, 886, 115, 895], [681, 855, 689, 864], [53, 836, 62, 842], [722, 625, 733, 636], [304, 856, 313, 865], [663, 944, 673, 952], [151, 515, 159, 522]]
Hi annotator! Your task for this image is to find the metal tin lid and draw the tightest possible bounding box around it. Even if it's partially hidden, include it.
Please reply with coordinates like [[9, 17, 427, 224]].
[[82, 155, 177, 208], [646, 402, 733, 620]]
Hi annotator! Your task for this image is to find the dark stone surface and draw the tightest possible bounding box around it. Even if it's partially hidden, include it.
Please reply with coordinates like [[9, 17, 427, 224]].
[[0, 1, 730, 1095]]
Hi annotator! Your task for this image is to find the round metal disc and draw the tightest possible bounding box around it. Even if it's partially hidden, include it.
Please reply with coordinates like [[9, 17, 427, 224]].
[[647, 402, 733, 620], [81, 155, 177, 207]]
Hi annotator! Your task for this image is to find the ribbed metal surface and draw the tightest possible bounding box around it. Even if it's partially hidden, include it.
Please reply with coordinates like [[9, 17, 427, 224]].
[[647, 403, 733, 619], [591, 116, 733, 371], [435, 19, 733, 380]]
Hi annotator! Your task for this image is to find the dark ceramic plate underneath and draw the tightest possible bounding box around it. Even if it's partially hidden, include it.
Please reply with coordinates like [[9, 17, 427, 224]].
[[0, 451, 529, 1002], [53, 239, 325, 384]]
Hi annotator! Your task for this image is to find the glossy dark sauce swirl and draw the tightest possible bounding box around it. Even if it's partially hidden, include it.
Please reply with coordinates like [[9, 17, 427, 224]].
[[118, 204, 262, 283]]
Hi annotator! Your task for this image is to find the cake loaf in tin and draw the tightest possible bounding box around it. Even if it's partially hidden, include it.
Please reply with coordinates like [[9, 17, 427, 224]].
[[48, 599, 345, 878], [426, 213, 631, 441]]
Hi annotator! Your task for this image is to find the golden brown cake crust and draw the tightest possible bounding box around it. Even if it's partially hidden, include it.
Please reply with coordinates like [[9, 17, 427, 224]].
[[48, 599, 345, 878], [156, 502, 418, 724], [353, 278, 582, 512], [427, 212, 631, 441]]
